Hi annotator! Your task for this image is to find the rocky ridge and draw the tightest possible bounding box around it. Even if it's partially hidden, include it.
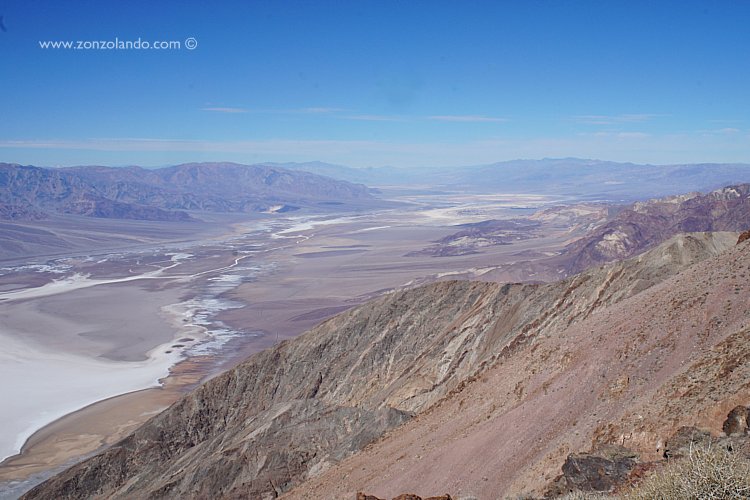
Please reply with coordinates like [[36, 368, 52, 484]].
[[407, 219, 543, 257], [287, 233, 750, 498], [457, 185, 750, 285], [543, 405, 750, 497], [560, 183, 750, 273]]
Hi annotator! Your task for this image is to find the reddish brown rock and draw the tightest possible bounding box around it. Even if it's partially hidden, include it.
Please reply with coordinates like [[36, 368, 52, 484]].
[[392, 495, 452, 500], [546, 444, 639, 496], [357, 493, 385, 500], [738, 230, 750, 244]]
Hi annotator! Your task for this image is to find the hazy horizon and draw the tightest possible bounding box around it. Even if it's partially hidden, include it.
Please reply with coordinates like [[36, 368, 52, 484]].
[[6, 157, 750, 173]]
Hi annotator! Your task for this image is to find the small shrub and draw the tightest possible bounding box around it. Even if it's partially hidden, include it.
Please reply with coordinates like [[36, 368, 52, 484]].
[[621, 445, 750, 500]]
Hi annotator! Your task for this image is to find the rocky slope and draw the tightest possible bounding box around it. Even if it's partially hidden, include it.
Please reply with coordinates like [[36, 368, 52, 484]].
[[407, 219, 543, 257], [440, 185, 750, 285], [0, 162, 375, 221], [542, 406, 750, 497], [0, 164, 191, 221], [24, 231, 744, 500], [288, 232, 750, 498], [559, 184, 750, 274]]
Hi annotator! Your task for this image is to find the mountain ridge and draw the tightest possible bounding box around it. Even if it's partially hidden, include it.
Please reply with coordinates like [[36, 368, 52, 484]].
[[559, 183, 750, 274], [15, 182, 750, 499], [0, 162, 375, 221], [289, 232, 750, 498]]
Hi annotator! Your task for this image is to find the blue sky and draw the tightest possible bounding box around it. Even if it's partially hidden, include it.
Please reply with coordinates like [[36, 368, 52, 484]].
[[0, 0, 749, 167]]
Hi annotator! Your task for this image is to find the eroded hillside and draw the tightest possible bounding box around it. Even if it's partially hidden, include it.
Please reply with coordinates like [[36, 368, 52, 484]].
[[560, 184, 750, 273], [290, 233, 750, 498]]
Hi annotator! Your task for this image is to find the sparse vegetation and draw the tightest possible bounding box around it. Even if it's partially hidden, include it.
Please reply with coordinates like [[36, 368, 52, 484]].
[[620, 445, 750, 500], [557, 492, 610, 499], [548, 444, 750, 500]]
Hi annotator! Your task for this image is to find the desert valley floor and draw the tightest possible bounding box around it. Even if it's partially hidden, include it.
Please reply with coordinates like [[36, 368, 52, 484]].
[[0, 191, 594, 497]]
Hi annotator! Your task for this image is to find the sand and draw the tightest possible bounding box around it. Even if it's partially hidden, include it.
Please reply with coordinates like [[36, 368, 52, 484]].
[[0, 329, 181, 463], [0, 284, 185, 362], [0, 262, 195, 462], [0, 353, 215, 485]]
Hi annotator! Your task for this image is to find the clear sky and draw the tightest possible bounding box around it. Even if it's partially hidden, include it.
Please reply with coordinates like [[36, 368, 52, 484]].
[[1, 0, 749, 167]]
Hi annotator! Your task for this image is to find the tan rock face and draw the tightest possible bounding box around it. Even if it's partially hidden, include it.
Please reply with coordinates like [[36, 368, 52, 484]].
[[25, 232, 747, 500]]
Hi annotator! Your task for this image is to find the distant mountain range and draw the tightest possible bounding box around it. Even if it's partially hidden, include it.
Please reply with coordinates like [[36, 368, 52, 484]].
[[277, 158, 750, 200], [3, 159, 750, 222], [0, 162, 375, 221]]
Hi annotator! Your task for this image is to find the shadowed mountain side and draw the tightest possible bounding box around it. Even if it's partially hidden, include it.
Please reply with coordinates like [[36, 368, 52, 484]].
[[23, 231, 739, 500]]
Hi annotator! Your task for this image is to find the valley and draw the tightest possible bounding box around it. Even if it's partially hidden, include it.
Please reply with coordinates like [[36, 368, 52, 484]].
[[3, 165, 750, 499], [23, 228, 749, 499], [0, 190, 586, 498], [5, 3, 749, 498]]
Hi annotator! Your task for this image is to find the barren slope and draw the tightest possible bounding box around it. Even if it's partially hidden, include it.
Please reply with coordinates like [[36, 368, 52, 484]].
[[478, 185, 750, 284], [289, 233, 750, 499]]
